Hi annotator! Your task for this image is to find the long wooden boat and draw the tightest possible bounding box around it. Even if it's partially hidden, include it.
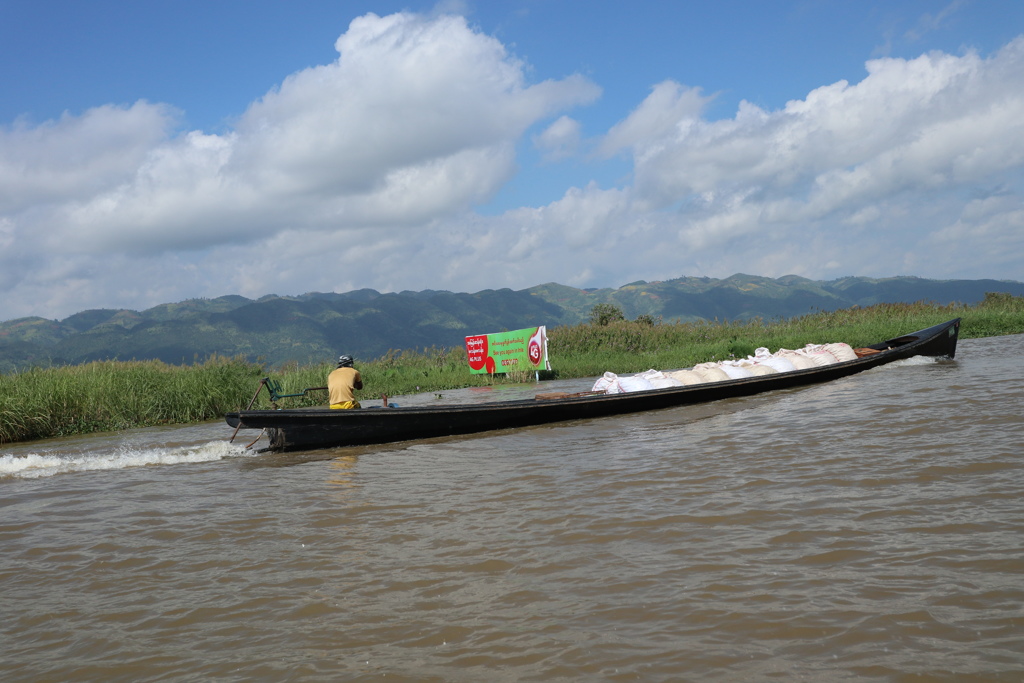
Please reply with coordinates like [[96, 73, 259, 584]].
[[225, 318, 960, 452]]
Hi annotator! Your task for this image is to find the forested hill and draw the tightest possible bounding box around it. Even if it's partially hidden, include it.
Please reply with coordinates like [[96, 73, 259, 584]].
[[2, 274, 1022, 371]]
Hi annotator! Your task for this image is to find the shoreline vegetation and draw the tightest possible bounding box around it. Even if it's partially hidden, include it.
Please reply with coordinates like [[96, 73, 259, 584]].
[[2, 295, 1023, 445]]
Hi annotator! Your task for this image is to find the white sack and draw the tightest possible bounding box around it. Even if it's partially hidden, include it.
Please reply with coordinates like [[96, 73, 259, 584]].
[[617, 375, 656, 392], [824, 342, 858, 362], [718, 362, 755, 379], [592, 372, 622, 394], [638, 369, 685, 389], [692, 362, 731, 382], [754, 356, 797, 373], [666, 369, 705, 385], [777, 350, 817, 370], [811, 350, 840, 366]]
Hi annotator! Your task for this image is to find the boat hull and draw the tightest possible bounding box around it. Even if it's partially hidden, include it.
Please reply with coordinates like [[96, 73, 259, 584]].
[[225, 318, 960, 452]]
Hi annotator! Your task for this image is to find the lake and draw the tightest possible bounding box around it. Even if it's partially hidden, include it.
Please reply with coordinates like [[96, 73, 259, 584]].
[[2, 335, 1022, 681]]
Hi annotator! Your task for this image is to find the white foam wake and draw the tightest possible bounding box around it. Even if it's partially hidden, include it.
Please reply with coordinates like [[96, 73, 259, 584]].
[[887, 355, 944, 367], [0, 439, 258, 479]]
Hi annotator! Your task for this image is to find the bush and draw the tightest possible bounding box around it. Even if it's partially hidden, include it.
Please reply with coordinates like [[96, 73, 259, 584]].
[[634, 314, 657, 326], [589, 303, 626, 326]]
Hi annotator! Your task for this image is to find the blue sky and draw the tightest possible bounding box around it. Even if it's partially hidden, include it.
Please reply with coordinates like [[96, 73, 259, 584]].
[[2, 0, 1023, 321]]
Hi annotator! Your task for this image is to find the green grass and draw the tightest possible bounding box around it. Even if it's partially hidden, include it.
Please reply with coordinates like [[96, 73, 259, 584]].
[[0, 355, 264, 443], [542, 299, 989, 378], [2, 295, 1023, 445]]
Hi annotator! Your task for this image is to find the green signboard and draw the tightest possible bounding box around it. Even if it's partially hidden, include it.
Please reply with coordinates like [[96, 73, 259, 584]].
[[465, 326, 549, 374]]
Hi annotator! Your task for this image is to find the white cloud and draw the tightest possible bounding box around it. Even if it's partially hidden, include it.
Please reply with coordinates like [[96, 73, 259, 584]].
[[585, 36, 1024, 279], [0, 102, 178, 214], [0, 13, 1022, 324], [928, 194, 1024, 274], [0, 11, 601, 319], [905, 0, 967, 42], [534, 116, 583, 161], [598, 81, 713, 160], [229, 12, 598, 203]]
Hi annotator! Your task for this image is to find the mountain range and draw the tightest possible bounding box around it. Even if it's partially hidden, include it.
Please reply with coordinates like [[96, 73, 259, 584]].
[[2, 274, 1022, 371]]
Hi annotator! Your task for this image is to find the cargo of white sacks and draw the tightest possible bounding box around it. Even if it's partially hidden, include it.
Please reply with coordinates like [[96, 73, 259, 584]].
[[591, 342, 861, 394]]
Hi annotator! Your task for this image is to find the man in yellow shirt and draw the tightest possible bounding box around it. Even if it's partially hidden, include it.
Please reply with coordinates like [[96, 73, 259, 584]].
[[328, 355, 363, 409]]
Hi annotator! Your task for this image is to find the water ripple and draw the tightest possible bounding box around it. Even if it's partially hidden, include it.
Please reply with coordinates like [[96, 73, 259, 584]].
[[1, 336, 1023, 681]]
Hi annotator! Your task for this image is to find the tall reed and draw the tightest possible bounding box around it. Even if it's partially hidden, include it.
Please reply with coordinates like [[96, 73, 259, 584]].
[[2, 296, 1023, 445], [543, 300, 973, 378], [0, 355, 263, 443]]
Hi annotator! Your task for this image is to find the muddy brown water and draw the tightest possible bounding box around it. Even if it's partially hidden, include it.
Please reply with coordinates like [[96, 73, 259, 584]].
[[2, 335, 1022, 682]]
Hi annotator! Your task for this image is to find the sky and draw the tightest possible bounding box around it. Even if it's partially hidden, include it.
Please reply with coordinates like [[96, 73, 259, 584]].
[[2, 0, 1023, 322]]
